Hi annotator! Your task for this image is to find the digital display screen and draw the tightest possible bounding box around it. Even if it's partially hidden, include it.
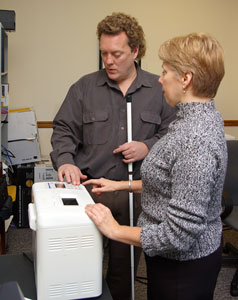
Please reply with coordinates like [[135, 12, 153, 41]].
[[55, 183, 66, 188], [62, 198, 78, 205]]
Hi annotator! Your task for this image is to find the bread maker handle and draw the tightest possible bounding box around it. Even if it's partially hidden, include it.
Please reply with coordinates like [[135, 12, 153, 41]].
[[28, 203, 36, 231]]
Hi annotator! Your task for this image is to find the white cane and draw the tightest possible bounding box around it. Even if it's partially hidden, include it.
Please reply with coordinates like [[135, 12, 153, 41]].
[[126, 95, 135, 300]]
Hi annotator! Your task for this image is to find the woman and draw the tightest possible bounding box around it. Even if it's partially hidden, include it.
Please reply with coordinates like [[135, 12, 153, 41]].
[[84, 33, 227, 300]]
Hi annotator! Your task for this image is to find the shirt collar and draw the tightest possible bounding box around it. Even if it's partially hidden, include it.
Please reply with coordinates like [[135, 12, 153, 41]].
[[95, 62, 154, 92]]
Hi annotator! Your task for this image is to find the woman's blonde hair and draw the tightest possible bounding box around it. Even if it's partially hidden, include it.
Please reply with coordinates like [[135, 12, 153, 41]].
[[97, 12, 146, 61], [159, 33, 225, 98]]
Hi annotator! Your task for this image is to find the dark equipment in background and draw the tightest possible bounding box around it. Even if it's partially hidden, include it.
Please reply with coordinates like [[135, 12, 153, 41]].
[[221, 140, 238, 297], [0, 10, 16, 31]]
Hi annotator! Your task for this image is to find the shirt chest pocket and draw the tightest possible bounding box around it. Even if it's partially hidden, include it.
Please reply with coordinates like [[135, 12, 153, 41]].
[[141, 111, 161, 124], [83, 111, 110, 144], [139, 111, 161, 138]]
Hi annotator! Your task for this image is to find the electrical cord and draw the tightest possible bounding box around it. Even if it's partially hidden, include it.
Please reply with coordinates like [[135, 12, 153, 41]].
[[1, 145, 15, 173]]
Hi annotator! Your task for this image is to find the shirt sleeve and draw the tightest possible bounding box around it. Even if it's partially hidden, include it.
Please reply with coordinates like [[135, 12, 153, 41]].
[[50, 82, 83, 170], [140, 142, 218, 256]]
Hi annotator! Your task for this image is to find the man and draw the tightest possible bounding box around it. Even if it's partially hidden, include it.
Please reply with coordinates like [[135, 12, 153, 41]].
[[51, 12, 176, 300]]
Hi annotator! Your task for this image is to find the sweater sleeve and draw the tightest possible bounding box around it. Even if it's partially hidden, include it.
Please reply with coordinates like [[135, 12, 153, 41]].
[[140, 141, 219, 256]]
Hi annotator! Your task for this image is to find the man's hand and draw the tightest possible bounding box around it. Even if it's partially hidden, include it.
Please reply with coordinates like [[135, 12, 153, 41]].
[[58, 164, 87, 185], [113, 141, 149, 163]]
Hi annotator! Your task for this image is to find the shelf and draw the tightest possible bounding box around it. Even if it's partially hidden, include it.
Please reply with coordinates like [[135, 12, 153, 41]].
[[0, 23, 8, 169]]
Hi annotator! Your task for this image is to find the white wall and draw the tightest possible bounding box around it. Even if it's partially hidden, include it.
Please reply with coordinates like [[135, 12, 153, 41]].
[[1, 0, 238, 155]]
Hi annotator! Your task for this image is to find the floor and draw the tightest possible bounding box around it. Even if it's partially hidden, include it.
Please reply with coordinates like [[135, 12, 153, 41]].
[[3, 224, 238, 299]]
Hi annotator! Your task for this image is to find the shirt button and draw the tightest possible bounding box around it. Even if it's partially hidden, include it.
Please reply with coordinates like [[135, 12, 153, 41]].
[[121, 126, 124, 130]]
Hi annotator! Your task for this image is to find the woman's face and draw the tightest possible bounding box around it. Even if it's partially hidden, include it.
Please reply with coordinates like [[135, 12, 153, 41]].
[[158, 63, 183, 107]]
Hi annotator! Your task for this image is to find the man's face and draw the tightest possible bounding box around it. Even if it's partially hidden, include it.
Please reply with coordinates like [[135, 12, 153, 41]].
[[100, 32, 138, 84]]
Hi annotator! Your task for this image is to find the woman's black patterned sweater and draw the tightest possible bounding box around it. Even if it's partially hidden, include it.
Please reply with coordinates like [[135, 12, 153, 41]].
[[138, 101, 227, 260]]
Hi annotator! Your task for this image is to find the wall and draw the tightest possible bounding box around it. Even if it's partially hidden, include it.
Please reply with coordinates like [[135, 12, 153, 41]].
[[1, 0, 238, 156]]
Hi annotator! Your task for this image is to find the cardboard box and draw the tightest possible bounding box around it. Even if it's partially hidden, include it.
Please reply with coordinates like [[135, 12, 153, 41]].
[[8, 139, 41, 165], [34, 157, 58, 182], [8, 109, 41, 165]]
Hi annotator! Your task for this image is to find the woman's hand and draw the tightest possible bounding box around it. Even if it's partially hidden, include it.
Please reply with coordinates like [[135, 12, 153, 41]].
[[85, 203, 142, 247], [83, 177, 122, 197], [83, 178, 142, 195], [85, 203, 120, 240]]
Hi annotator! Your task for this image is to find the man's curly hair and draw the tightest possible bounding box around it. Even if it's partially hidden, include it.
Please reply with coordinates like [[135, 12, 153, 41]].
[[97, 12, 146, 61]]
